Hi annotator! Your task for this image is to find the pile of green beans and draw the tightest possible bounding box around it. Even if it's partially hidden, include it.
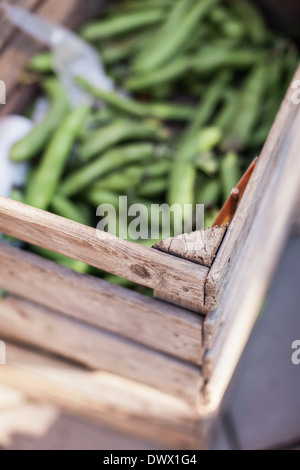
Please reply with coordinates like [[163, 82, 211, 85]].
[[10, 0, 298, 289]]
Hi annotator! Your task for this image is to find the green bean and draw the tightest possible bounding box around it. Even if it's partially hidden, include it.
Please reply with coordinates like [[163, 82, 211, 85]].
[[32, 246, 89, 273], [133, 0, 192, 72], [134, 0, 219, 72], [168, 72, 230, 208], [81, 120, 169, 161], [26, 106, 89, 210], [86, 189, 120, 210], [51, 194, 90, 225], [95, 159, 171, 192], [28, 52, 53, 73], [230, 0, 267, 44], [81, 10, 164, 41], [209, 6, 230, 24], [61, 143, 164, 196], [10, 78, 69, 162], [107, 0, 172, 14], [223, 64, 267, 151], [215, 90, 239, 133], [222, 20, 247, 40], [197, 127, 222, 154], [126, 56, 190, 91], [101, 35, 144, 65], [197, 179, 220, 206], [76, 77, 148, 117], [195, 153, 219, 176], [146, 102, 195, 121], [192, 47, 266, 74], [220, 152, 240, 201], [137, 178, 168, 198]]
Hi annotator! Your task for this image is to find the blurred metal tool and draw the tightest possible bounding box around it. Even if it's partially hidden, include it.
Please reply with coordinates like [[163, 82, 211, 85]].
[[2, 2, 114, 106]]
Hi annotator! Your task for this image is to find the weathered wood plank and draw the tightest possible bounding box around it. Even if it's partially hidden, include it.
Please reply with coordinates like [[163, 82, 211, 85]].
[[204, 64, 300, 313], [0, 385, 25, 412], [0, 343, 202, 449], [0, 198, 208, 311], [202, 68, 300, 412], [0, 296, 202, 406], [0, 243, 203, 364]]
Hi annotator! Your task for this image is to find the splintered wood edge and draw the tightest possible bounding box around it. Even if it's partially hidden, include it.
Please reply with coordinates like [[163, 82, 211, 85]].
[[153, 226, 227, 313], [152, 225, 228, 268]]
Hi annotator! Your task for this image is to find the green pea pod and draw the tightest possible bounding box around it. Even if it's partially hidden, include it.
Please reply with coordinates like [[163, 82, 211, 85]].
[[81, 9, 164, 41], [197, 179, 220, 206], [51, 194, 90, 225], [28, 52, 53, 73], [133, 0, 192, 71], [223, 64, 267, 151], [220, 151, 240, 202], [230, 0, 267, 44], [192, 47, 266, 74], [81, 120, 168, 161], [76, 77, 148, 117], [134, 0, 219, 72], [137, 178, 168, 197], [126, 56, 190, 91], [10, 78, 69, 162], [215, 90, 239, 133], [94, 159, 171, 193], [168, 71, 230, 208], [195, 152, 219, 176], [145, 102, 195, 121], [61, 143, 163, 197], [26, 106, 89, 210], [86, 189, 120, 210]]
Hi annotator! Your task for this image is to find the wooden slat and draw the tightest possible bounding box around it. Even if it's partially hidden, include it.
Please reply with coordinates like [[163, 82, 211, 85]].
[[0, 243, 203, 364], [201, 67, 300, 412], [0, 343, 202, 449], [0, 385, 25, 412], [0, 198, 208, 311], [0, 296, 202, 407], [204, 66, 300, 312]]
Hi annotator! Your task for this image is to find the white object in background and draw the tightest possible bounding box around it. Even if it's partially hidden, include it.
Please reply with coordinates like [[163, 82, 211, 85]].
[[0, 116, 33, 198], [2, 2, 114, 107]]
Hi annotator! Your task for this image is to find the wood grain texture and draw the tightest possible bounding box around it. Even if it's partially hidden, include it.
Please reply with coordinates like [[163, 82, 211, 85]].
[[0, 0, 106, 116], [201, 66, 300, 412], [204, 64, 300, 313], [0, 296, 203, 407], [0, 343, 202, 449], [0, 197, 208, 311], [153, 225, 227, 268], [0, 243, 203, 364], [0, 385, 25, 412]]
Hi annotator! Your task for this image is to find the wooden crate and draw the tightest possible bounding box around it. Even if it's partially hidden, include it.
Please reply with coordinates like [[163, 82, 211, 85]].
[[0, 0, 299, 449]]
